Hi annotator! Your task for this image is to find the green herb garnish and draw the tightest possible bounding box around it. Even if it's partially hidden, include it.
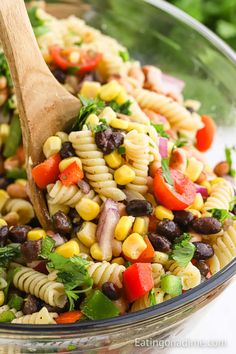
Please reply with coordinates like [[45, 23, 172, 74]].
[[151, 123, 170, 138], [117, 146, 126, 155], [208, 208, 236, 222], [174, 138, 188, 148], [40, 236, 55, 259], [169, 233, 196, 268], [94, 119, 109, 133], [6, 168, 27, 180], [110, 100, 132, 116], [71, 96, 105, 131], [161, 158, 174, 186], [27, 7, 50, 37], [0, 52, 12, 87], [0, 245, 20, 268], [3, 115, 22, 158], [225, 146, 236, 177], [48, 253, 93, 310], [66, 66, 80, 75], [119, 50, 130, 62], [148, 289, 157, 306]]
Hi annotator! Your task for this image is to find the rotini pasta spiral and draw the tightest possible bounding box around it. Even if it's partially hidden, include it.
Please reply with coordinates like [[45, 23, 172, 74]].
[[208, 221, 236, 274], [165, 261, 201, 290], [69, 129, 126, 201], [204, 181, 234, 211], [88, 261, 125, 288], [131, 288, 171, 312], [3, 199, 34, 224], [12, 265, 67, 308], [124, 130, 150, 195], [152, 263, 165, 287], [132, 88, 203, 138], [47, 180, 97, 208], [12, 307, 58, 325]]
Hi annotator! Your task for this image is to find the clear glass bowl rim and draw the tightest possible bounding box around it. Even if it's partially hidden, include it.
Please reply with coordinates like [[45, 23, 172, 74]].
[[1, 0, 236, 332]]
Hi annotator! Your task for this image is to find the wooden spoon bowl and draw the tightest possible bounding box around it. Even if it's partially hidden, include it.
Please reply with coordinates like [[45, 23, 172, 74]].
[[0, 0, 81, 228]]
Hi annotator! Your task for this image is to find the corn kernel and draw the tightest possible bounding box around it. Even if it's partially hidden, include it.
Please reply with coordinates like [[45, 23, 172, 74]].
[[77, 221, 97, 248], [188, 209, 202, 218], [15, 179, 27, 186], [0, 123, 10, 143], [0, 190, 10, 212], [200, 181, 212, 195], [127, 122, 146, 133], [80, 81, 101, 99], [133, 217, 149, 235], [86, 114, 99, 130], [211, 177, 225, 186], [43, 136, 62, 159], [55, 240, 80, 258], [27, 229, 46, 241], [43, 52, 53, 64], [76, 239, 90, 255], [112, 257, 125, 265], [55, 131, 69, 143], [48, 201, 69, 216], [110, 118, 129, 130], [90, 242, 103, 261], [115, 216, 135, 241], [190, 193, 204, 211], [0, 291, 4, 306], [155, 206, 174, 220], [114, 165, 135, 185], [116, 88, 128, 105], [59, 157, 82, 172], [76, 198, 100, 221], [122, 233, 147, 260], [0, 219, 7, 227], [69, 51, 80, 63], [104, 151, 123, 169], [99, 107, 116, 124], [185, 157, 204, 182], [100, 80, 122, 101]]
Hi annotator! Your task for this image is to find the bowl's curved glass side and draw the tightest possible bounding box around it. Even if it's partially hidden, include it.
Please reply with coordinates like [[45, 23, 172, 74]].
[[0, 277, 231, 353]]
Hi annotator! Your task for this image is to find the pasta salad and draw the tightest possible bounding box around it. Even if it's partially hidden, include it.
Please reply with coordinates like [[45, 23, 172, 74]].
[[0, 2, 235, 325]]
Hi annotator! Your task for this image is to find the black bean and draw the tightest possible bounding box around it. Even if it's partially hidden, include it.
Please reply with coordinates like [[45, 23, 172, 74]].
[[232, 205, 236, 216], [95, 129, 124, 155], [9, 225, 32, 243], [191, 217, 221, 234], [102, 282, 121, 301], [22, 295, 41, 315], [185, 106, 195, 113], [0, 177, 11, 189], [193, 242, 214, 260], [156, 219, 181, 241], [174, 210, 194, 229], [21, 240, 42, 262], [195, 260, 210, 277], [148, 233, 171, 252], [59, 142, 76, 159], [52, 68, 66, 84], [0, 226, 9, 246], [126, 200, 153, 217], [52, 211, 72, 235]]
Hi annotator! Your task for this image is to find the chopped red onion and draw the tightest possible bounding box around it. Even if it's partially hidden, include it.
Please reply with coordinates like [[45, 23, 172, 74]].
[[51, 233, 66, 247], [159, 137, 168, 159], [195, 184, 208, 198], [96, 199, 120, 260]]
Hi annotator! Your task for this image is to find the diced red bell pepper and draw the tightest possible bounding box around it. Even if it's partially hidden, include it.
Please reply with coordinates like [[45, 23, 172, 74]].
[[32, 153, 61, 189], [59, 162, 84, 186], [123, 263, 154, 302], [56, 311, 82, 324]]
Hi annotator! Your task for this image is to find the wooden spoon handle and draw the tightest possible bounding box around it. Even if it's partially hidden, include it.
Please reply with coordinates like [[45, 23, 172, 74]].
[[0, 0, 50, 94]]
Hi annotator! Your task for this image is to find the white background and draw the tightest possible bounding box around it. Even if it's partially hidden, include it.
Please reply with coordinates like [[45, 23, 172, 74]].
[[171, 279, 236, 354]]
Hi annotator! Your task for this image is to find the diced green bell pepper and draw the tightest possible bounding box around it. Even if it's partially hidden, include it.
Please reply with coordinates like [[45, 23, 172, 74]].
[[0, 310, 15, 323], [8, 294, 24, 311], [81, 290, 119, 320], [161, 274, 182, 296]]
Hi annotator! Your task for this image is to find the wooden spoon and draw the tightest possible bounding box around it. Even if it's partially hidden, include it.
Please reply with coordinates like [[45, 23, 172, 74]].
[[0, 0, 81, 228]]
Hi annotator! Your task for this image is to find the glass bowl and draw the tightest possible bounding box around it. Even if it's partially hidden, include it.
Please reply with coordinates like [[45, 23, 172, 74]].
[[1, 0, 236, 352]]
